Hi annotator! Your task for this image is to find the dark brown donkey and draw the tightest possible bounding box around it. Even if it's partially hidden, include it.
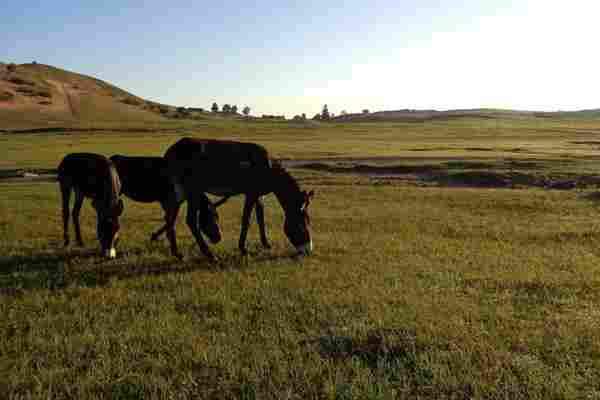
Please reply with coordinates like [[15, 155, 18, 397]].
[[109, 155, 223, 260], [164, 138, 315, 256], [58, 153, 123, 258]]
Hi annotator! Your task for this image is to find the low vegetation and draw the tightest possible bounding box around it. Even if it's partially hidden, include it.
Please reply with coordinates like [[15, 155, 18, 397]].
[[2, 115, 600, 398], [0, 90, 14, 101]]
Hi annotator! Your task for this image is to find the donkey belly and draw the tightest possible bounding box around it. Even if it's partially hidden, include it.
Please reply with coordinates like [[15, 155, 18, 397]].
[[120, 177, 171, 203], [198, 166, 271, 197]]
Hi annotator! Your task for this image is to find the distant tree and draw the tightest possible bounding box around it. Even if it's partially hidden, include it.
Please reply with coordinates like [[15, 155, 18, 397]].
[[340, 110, 347, 116], [362, 109, 369, 114], [231, 105, 238, 114], [211, 102, 219, 113], [242, 106, 251, 117], [313, 113, 322, 120], [321, 104, 330, 120], [222, 104, 231, 113], [301, 113, 306, 120]]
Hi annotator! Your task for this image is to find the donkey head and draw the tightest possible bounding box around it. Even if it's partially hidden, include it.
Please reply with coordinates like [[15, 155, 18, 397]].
[[93, 198, 124, 258], [284, 190, 315, 256]]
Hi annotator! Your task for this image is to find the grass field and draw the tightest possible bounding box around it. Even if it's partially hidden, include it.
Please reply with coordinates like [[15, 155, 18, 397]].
[[2, 117, 600, 398]]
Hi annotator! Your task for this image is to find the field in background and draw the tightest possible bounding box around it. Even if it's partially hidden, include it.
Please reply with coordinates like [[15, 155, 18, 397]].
[[2, 116, 600, 398]]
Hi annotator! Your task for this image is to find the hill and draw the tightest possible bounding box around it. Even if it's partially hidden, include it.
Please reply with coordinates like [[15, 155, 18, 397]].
[[333, 108, 600, 122], [0, 62, 180, 130]]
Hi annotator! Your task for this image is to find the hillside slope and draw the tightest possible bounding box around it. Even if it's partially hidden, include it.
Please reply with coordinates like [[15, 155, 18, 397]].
[[0, 63, 172, 130], [333, 108, 600, 122]]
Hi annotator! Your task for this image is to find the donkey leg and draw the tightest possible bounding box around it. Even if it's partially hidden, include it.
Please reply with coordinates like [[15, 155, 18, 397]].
[[186, 198, 215, 260], [255, 197, 271, 249], [165, 202, 183, 260], [150, 201, 170, 241], [151, 224, 168, 241], [72, 190, 85, 246], [60, 181, 71, 247], [238, 194, 258, 256]]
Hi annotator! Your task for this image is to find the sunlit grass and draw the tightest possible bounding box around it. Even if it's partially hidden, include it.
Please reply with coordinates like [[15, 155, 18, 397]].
[[2, 173, 600, 398], [3, 116, 600, 398]]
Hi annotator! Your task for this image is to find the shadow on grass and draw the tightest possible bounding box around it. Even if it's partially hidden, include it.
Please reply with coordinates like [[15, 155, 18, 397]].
[[580, 191, 600, 204], [307, 327, 426, 373], [0, 245, 300, 295]]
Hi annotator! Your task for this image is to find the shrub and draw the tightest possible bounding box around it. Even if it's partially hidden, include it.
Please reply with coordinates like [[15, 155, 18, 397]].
[[8, 77, 35, 86], [121, 97, 142, 106], [36, 89, 52, 98], [0, 91, 14, 101], [7, 63, 16, 72], [15, 86, 34, 95]]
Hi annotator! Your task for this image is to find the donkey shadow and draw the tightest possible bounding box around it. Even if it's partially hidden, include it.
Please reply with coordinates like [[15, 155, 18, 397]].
[[0, 244, 301, 295]]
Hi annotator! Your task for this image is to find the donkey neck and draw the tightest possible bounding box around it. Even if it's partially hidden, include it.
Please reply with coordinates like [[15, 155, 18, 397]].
[[270, 168, 302, 215], [98, 163, 121, 211]]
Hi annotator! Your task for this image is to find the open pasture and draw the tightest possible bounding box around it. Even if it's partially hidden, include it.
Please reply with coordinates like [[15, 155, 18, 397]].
[[2, 117, 600, 398]]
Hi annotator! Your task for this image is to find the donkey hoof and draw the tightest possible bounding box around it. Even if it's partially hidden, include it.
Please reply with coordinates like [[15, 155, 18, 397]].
[[262, 243, 272, 250], [239, 248, 248, 256], [174, 252, 184, 261]]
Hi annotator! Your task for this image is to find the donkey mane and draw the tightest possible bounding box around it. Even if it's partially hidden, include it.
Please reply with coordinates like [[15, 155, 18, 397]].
[[270, 165, 304, 210], [108, 163, 121, 205], [97, 162, 121, 212]]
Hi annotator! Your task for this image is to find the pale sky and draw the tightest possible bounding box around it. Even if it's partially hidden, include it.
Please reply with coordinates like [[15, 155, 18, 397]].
[[2, 0, 599, 116]]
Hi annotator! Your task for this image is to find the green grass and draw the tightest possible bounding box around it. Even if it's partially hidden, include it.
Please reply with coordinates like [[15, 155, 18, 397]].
[[2, 117, 600, 398]]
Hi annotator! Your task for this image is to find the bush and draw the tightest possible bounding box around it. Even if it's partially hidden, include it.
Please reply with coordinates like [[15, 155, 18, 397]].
[[15, 86, 34, 95], [8, 77, 35, 85], [7, 63, 16, 72], [36, 89, 52, 98], [121, 97, 142, 106], [0, 91, 14, 101]]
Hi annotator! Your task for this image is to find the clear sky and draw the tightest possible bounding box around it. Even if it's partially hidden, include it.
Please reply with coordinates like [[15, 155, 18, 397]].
[[2, 0, 599, 116]]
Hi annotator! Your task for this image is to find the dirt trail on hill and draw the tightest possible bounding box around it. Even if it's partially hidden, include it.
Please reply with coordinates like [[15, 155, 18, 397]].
[[45, 80, 74, 116]]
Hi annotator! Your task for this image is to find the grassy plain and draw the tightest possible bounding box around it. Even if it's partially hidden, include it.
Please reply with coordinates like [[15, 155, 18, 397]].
[[2, 117, 600, 398]]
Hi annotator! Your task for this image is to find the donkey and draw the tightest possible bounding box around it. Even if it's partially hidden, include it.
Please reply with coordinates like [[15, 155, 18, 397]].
[[58, 153, 123, 258], [109, 155, 223, 260], [164, 138, 315, 256]]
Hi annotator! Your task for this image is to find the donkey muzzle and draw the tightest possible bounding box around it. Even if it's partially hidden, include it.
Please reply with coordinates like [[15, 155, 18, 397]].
[[102, 247, 117, 259]]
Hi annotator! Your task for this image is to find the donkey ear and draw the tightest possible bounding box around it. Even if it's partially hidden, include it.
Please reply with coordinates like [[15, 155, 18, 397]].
[[116, 199, 124, 216]]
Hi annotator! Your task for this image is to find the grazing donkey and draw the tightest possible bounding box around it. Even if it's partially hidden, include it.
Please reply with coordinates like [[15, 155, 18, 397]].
[[164, 138, 315, 256], [58, 153, 123, 258], [109, 155, 223, 260]]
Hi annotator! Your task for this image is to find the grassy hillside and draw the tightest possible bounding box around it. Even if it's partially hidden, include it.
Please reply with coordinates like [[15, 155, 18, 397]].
[[0, 63, 174, 130], [335, 108, 600, 122]]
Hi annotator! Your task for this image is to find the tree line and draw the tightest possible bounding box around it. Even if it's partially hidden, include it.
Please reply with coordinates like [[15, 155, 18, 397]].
[[211, 102, 251, 116]]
